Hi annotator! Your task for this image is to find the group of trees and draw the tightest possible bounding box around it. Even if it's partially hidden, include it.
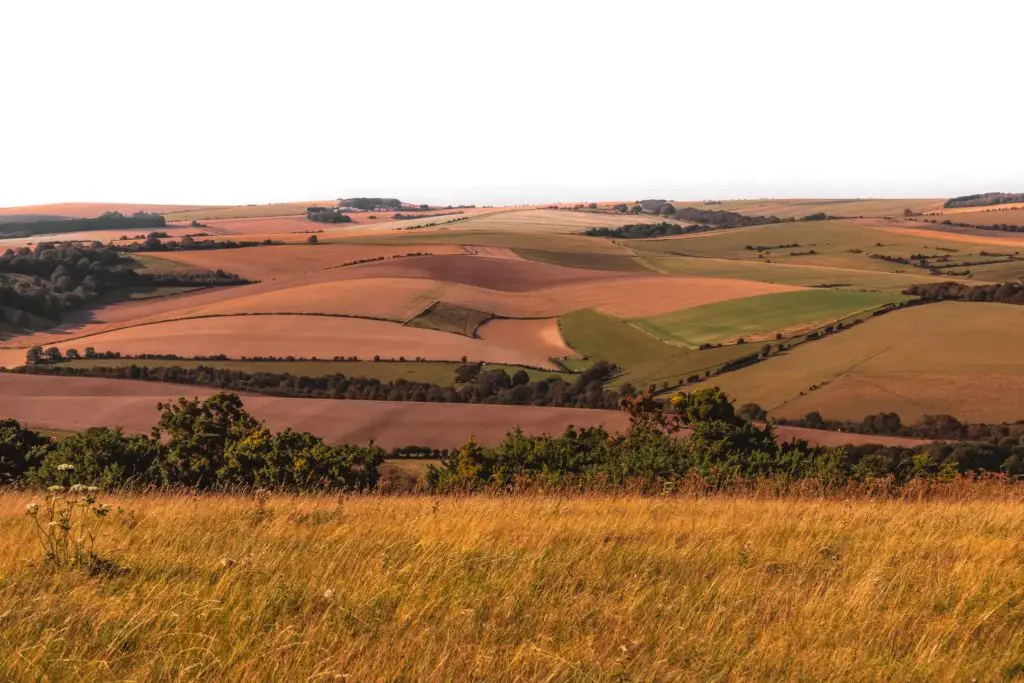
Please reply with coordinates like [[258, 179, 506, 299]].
[[0, 394, 383, 490], [674, 207, 783, 228], [904, 281, 1024, 305], [339, 198, 403, 211], [0, 242, 250, 325], [306, 209, 354, 224], [944, 192, 1024, 209], [0, 211, 166, 239], [20, 360, 624, 409]]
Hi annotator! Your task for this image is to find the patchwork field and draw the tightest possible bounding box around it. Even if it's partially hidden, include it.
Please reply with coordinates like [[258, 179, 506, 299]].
[[4, 197, 1024, 433], [706, 302, 1024, 423]]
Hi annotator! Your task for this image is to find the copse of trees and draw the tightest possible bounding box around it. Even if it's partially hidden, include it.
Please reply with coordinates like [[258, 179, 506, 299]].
[[944, 192, 1024, 209], [306, 210, 354, 224], [0, 242, 251, 324], [0, 211, 166, 239]]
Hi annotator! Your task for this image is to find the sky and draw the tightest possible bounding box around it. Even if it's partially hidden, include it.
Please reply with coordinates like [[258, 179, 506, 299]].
[[1, 0, 1022, 208]]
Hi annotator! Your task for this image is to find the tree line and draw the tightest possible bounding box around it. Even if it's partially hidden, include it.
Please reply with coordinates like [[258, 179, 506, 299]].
[[3, 388, 1022, 494], [16, 360, 625, 409], [116, 236, 280, 253], [0, 211, 166, 238]]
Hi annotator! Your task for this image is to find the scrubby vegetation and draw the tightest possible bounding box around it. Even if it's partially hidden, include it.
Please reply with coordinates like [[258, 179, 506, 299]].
[[0, 242, 250, 324], [0, 211, 166, 238], [674, 206, 782, 228]]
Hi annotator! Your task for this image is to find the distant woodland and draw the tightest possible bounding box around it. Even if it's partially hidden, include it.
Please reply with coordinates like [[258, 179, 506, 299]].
[[944, 192, 1024, 209]]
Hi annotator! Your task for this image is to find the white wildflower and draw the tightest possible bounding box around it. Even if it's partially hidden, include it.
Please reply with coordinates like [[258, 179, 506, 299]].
[[323, 588, 334, 600], [25, 502, 39, 516], [56, 464, 75, 472], [48, 485, 65, 492], [69, 484, 87, 493]]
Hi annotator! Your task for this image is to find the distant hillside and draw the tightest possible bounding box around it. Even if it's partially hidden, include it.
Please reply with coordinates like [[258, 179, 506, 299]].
[[944, 192, 1024, 209], [0, 211, 166, 239]]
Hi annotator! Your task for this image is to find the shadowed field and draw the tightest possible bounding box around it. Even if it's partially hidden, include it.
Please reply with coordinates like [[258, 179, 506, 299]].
[[1, 493, 1021, 680]]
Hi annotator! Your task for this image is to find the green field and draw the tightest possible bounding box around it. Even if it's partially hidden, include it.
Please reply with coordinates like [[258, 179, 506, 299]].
[[62, 358, 573, 384], [557, 309, 761, 389], [406, 302, 493, 337], [558, 309, 676, 368], [633, 289, 901, 347]]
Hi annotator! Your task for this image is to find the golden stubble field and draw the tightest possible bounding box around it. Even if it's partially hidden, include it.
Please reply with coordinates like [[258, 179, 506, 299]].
[[1, 492, 1022, 681]]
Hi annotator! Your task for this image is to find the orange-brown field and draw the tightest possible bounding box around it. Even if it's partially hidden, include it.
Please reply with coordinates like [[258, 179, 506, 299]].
[[37, 314, 566, 369], [920, 206, 1024, 227], [476, 317, 572, 360], [0, 374, 929, 449]]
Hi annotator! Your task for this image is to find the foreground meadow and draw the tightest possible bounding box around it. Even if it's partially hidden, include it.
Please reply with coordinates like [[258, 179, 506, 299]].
[[2, 492, 1023, 681]]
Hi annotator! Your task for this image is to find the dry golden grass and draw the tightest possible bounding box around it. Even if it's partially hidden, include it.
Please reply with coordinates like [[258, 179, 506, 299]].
[[2, 491, 1023, 680]]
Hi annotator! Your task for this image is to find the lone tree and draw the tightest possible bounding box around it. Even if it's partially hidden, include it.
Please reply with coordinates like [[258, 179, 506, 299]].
[[25, 346, 44, 364], [630, 204, 644, 214], [307, 234, 319, 245]]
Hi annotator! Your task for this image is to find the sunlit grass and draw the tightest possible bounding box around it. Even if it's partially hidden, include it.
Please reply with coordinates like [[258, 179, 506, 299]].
[[1, 491, 1023, 680]]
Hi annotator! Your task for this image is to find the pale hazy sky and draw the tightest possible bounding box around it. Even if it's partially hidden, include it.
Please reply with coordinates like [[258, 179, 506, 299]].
[[1, 0, 1021, 208]]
